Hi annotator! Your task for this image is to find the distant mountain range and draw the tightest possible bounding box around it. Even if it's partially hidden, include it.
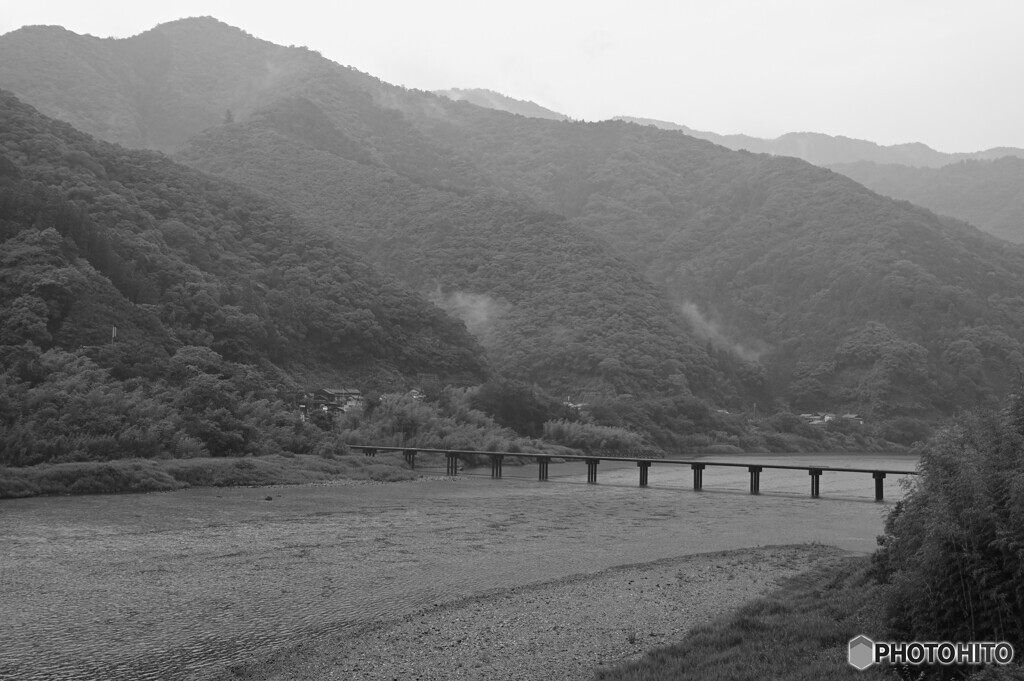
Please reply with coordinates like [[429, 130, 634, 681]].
[[614, 117, 1024, 168], [423, 97, 1024, 245], [610, 120, 1024, 245], [828, 158, 1024, 244], [3, 16, 1024, 432]]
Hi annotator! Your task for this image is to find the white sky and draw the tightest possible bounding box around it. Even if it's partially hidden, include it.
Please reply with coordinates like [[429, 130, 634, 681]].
[[2, 0, 1023, 153]]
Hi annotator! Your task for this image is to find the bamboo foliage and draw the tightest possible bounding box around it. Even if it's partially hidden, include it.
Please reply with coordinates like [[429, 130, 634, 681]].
[[875, 389, 1024, 645]]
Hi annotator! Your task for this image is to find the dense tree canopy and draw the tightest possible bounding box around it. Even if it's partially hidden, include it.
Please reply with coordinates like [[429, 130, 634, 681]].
[[3, 16, 1024, 426], [0, 89, 488, 465], [178, 99, 743, 404], [397, 104, 1024, 418]]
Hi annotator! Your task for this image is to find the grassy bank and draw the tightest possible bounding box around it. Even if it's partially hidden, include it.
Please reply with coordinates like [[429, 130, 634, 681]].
[[598, 555, 889, 681], [0, 452, 418, 499]]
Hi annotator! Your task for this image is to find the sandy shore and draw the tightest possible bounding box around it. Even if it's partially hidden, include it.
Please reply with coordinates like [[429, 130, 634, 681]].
[[232, 543, 846, 681]]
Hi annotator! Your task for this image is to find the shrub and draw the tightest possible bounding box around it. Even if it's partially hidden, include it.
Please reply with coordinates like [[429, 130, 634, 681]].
[[879, 417, 933, 446], [0, 460, 185, 496], [874, 392, 1024, 647], [0, 470, 40, 498], [470, 380, 573, 437], [338, 391, 538, 454]]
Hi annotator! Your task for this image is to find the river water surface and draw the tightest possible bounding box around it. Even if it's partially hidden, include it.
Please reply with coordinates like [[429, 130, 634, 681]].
[[0, 452, 917, 680]]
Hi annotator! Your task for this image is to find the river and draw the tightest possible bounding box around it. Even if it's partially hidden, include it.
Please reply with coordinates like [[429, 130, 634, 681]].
[[0, 452, 918, 680]]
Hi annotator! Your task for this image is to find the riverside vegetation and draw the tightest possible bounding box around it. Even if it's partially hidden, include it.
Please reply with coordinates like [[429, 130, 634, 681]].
[[598, 389, 1024, 681]]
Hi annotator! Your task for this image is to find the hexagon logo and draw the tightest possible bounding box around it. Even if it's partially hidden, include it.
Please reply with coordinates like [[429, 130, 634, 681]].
[[849, 635, 875, 670]]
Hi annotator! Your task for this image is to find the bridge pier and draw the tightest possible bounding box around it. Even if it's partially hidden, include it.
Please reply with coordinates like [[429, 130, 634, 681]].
[[748, 466, 763, 494], [637, 460, 651, 487], [403, 449, 417, 469], [491, 455, 504, 479], [445, 452, 458, 476], [873, 471, 886, 501], [363, 447, 377, 458], [809, 468, 821, 498], [537, 456, 550, 481], [691, 463, 705, 490], [585, 458, 599, 484]]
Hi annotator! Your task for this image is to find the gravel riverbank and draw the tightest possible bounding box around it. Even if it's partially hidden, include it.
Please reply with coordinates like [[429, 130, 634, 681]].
[[231, 543, 845, 681], [2, 459, 906, 680]]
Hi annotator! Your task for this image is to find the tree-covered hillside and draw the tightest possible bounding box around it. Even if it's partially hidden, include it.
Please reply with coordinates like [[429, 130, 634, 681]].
[[177, 97, 744, 404], [0, 90, 487, 465], [4, 16, 1024, 424], [829, 157, 1024, 244], [400, 104, 1024, 417], [0, 18, 391, 153]]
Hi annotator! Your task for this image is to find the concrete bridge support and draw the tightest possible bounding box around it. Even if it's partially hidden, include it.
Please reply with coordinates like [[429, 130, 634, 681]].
[[873, 471, 886, 501], [637, 460, 651, 487], [691, 463, 705, 490], [748, 466, 763, 494]]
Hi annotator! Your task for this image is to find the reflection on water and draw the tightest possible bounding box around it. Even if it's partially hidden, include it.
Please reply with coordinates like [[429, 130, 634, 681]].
[[0, 453, 917, 680]]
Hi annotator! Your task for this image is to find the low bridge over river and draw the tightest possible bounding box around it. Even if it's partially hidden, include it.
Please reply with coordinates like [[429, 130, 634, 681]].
[[350, 446, 918, 501]]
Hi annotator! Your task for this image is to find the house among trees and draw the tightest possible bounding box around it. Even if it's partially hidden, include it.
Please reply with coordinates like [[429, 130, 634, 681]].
[[311, 388, 363, 413], [287, 388, 364, 419]]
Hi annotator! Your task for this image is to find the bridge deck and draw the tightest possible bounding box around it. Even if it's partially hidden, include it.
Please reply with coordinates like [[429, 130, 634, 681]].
[[349, 445, 917, 500]]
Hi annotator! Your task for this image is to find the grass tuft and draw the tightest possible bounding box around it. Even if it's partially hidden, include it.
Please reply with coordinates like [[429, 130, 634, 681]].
[[0, 453, 418, 498]]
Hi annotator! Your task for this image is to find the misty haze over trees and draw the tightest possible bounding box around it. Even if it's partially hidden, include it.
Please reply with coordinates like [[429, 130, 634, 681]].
[[3, 15, 1024, 681], [2, 16, 1024, 470]]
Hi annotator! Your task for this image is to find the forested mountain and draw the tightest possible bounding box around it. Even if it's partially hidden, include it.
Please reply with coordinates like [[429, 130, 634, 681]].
[[614, 116, 1024, 168], [3, 16, 1024, 427], [614, 117, 1024, 244], [435, 89, 568, 121], [177, 99, 739, 404], [828, 158, 1024, 244], [0, 19, 747, 407], [397, 102, 1024, 417], [0, 89, 488, 464], [0, 18, 389, 153]]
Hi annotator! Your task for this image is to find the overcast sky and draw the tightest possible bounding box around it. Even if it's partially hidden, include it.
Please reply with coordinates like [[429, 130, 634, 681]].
[[3, 1, 1022, 153]]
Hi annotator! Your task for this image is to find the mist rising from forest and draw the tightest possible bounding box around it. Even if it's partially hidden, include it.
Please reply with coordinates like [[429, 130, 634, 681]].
[[430, 288, 506, 347], [679, 302, 764, 363]]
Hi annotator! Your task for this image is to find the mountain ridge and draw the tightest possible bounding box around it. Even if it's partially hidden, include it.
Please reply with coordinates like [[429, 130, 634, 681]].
[[3, 17, 1023, 426], [435, 88, 569, 121], [613, 116, 1024, 168], [828, 157, 1024, 244]]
